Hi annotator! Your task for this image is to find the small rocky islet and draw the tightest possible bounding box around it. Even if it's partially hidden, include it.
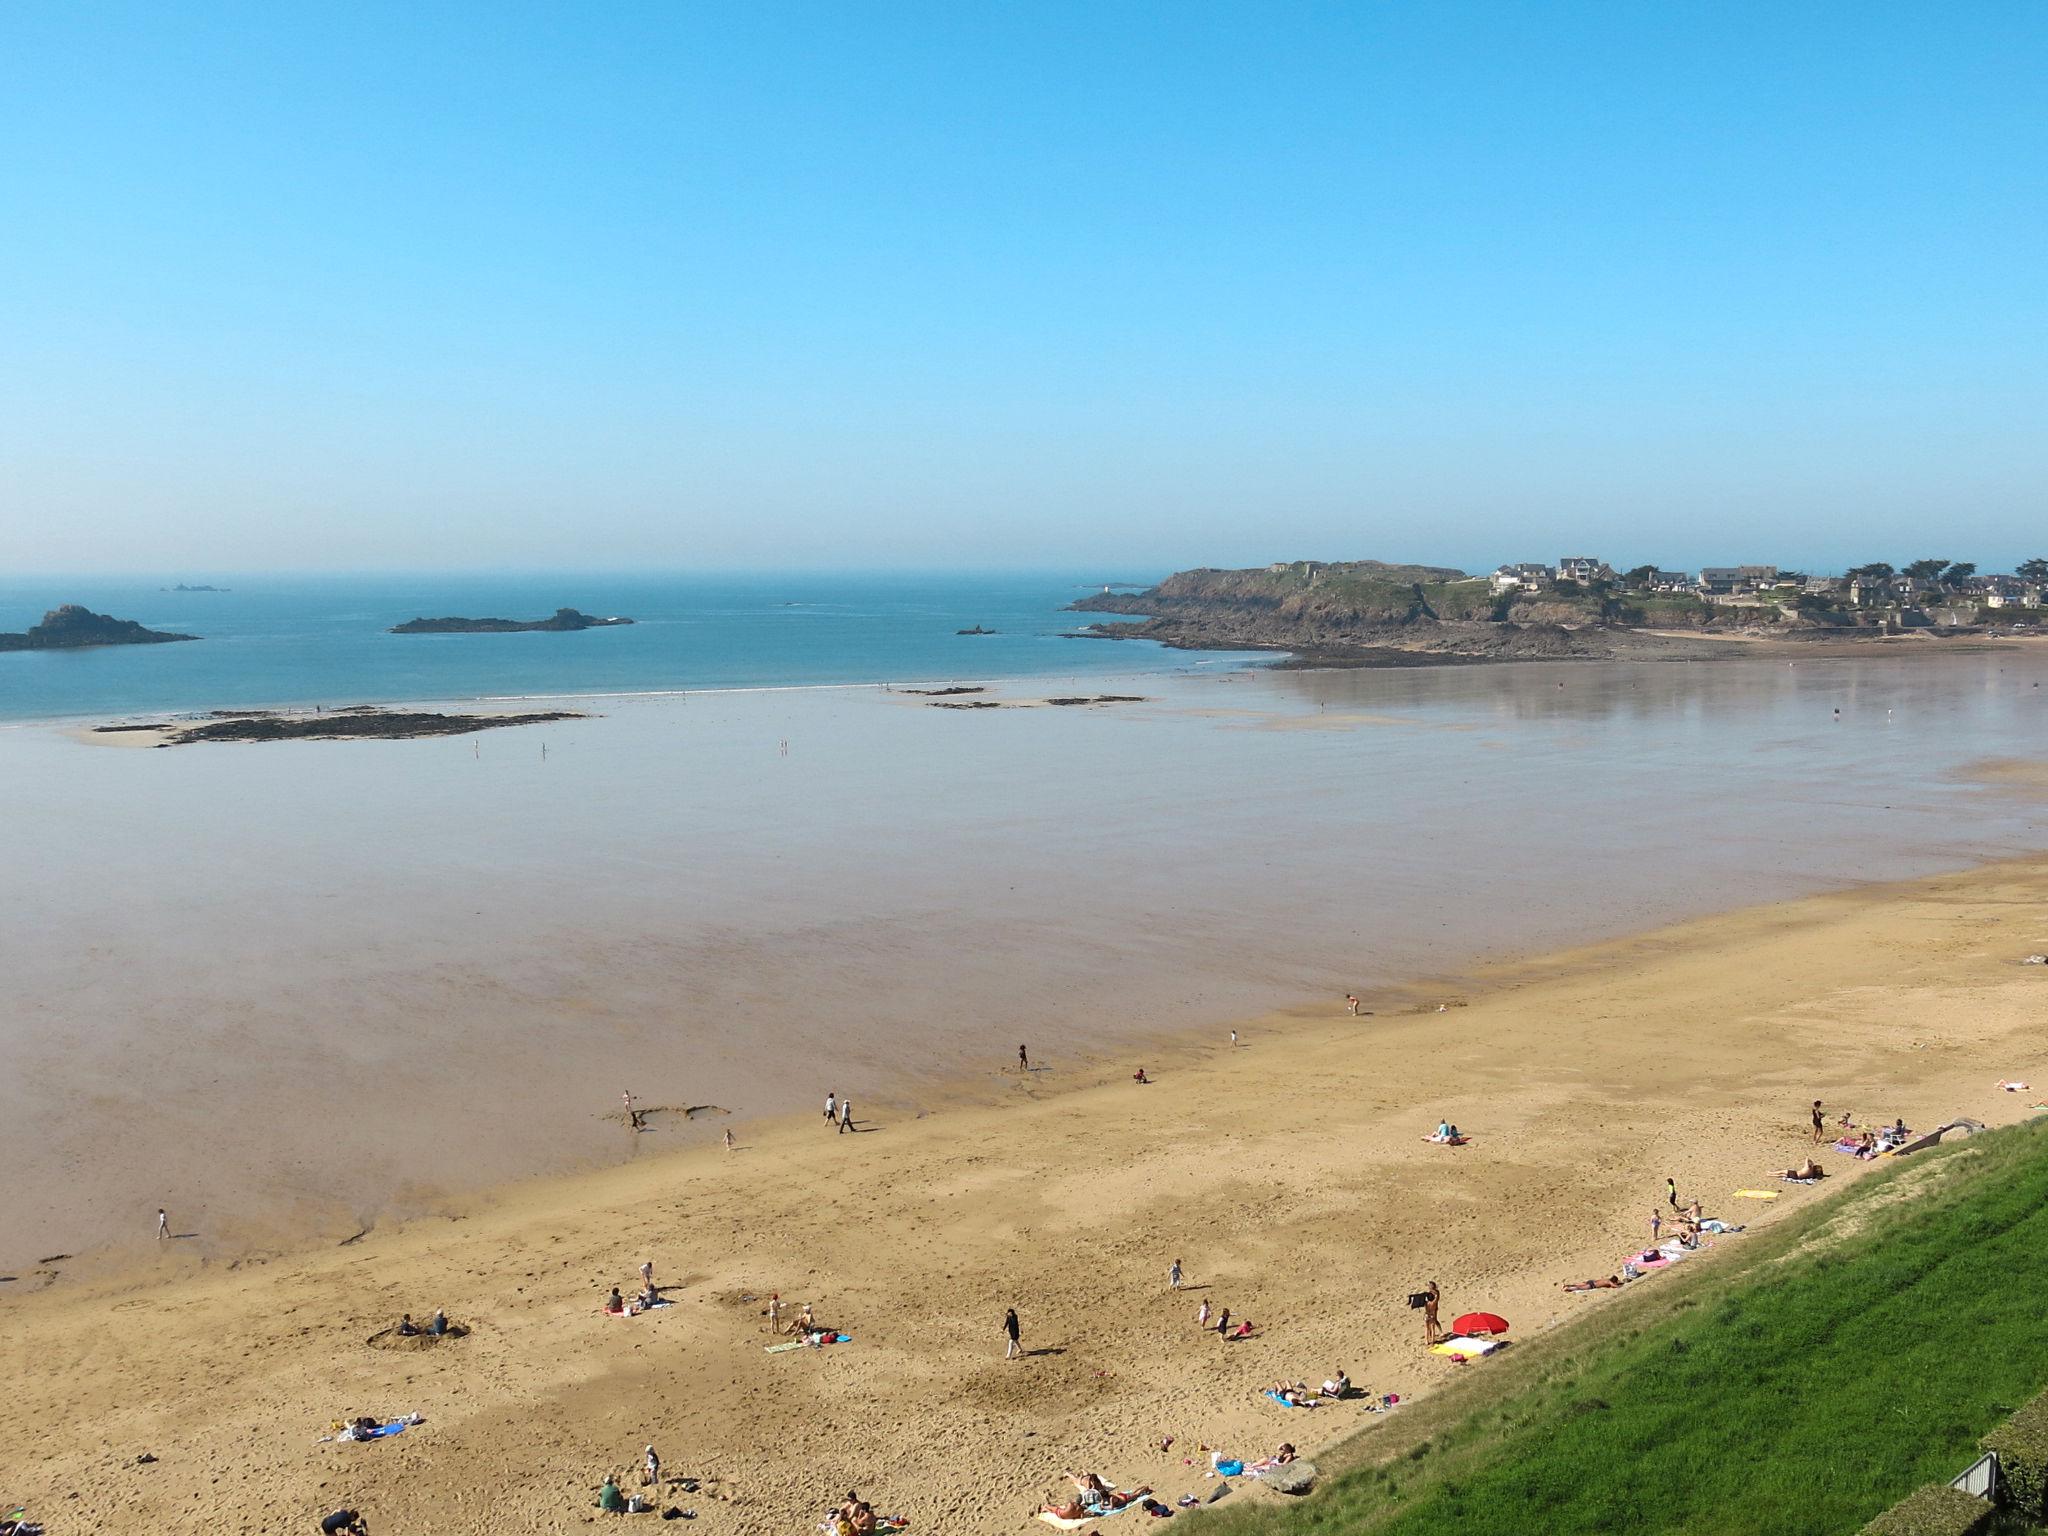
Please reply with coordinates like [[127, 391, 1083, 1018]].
[[389, 608, 633, 634], [0, 605, 198, 652]]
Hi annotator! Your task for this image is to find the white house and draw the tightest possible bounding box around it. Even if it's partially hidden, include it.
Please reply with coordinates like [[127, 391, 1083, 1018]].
[[1491, 563, 1552, 595], [1554, 556, 1611, 584]]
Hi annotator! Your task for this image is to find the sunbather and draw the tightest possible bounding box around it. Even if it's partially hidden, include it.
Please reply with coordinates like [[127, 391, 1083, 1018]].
[[1274, 1443, 1298, 1464], [1320, 1369, 1351, 1397], [1268, 1380, 1313, 1406], [1562, 1275, 1626, 1291], [1782, 1159, 1825, 1181]]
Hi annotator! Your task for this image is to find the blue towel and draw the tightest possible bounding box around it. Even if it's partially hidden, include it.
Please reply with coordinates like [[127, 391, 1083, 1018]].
[[367, 1420, 407, 1438]]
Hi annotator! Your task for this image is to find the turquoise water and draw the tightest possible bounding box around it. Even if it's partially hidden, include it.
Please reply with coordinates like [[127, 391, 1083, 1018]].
[[0, 571, 1224, 722]]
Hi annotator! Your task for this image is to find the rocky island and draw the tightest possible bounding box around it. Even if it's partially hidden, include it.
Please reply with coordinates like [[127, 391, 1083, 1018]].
[[390, 608, 633, 634], [0, 605, 198, 652]]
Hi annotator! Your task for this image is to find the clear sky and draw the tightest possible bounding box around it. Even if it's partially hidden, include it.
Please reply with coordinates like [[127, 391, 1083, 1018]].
[[3, 2, 2044, 574]]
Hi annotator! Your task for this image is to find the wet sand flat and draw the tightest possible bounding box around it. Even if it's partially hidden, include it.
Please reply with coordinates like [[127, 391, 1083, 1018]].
[[2, 652, 2046, 1274]]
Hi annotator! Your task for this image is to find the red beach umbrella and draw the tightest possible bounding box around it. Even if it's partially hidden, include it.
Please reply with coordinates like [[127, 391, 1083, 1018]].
[[1452, 1312, 1509, 1336]]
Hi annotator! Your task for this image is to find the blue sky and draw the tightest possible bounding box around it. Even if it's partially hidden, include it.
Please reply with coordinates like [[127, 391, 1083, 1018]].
[[3, 2, 2044, 573]]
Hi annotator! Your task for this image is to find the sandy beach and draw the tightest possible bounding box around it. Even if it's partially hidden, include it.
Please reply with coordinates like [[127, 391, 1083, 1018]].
[[6, 854, 2048, 1533]]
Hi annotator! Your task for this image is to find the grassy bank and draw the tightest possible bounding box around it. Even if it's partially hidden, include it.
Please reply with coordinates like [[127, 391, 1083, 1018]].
[[1204, 1118, 2048, 1536]]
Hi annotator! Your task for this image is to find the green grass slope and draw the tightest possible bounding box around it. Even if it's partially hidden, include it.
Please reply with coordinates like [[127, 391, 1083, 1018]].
[[1201, 1119, 2048, 1536]]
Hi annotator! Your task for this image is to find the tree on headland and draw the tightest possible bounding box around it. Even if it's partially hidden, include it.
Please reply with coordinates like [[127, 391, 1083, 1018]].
[[1942, 561, 1977, 585], [2018, 558, 2048, 583], [1902, 558, 1954, 584], [1845, 562, 1895, 582], [1622, 565, 1657, 589]]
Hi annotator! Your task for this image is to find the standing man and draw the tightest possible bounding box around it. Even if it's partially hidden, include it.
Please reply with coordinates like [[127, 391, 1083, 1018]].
[[838, 1097, 852, 1134], [1019, 1043, 1030, 1073], [157, 1207, 169, 1241], [1168, 1257, 1183, 1290], [1004, 1307, 1021, 1360], [1810, 1100, 1826, 1145], [825, 1090, 836, 1124], [1421, 1281, 1442, 1345]]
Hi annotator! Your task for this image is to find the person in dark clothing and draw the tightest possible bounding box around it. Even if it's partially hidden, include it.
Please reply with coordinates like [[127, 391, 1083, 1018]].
[[320, 1513, 368, 1535], [1004, 1307, 1021, 1360]]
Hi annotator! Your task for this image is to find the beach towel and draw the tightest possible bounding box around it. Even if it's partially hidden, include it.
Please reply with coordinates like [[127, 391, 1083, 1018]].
[[1430, 1337, 1500, 1359], [1264, 1391, 1315, 1409], [764, 1334, 851, 1354], [366, 1420, 407, 1439], [1732, 1189, 1779, 1200], [1037, 1491, 1140, 1528], [1213, 1460, 1243, 1478]]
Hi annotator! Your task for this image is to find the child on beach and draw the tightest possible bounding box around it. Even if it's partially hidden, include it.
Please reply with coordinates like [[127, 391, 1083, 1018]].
[[1169, 1258, 1183, 1289]]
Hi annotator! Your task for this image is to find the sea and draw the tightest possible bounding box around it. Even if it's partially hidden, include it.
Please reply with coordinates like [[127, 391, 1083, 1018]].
[[4, 569, 2048, 1271], [0, 571, 1213, 723]]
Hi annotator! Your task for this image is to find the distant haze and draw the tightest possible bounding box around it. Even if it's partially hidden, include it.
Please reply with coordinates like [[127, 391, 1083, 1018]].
[[2, 4, 2043, 574]]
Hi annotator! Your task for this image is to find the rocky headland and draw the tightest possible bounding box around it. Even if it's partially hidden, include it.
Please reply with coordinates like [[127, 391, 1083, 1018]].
[[0, 605, 198, 652], [1068, 560, 1952, 666], [390, 608, 632, 634]]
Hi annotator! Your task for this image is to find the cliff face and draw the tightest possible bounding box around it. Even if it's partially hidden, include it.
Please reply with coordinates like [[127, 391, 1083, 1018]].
[[0, 605, 198, 651], [389, 608, 633, 634]]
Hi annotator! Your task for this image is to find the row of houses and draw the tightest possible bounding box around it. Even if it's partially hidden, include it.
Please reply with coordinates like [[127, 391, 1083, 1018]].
[[1488, 559, 1768, 596], [1489, 559, 2044, 608]]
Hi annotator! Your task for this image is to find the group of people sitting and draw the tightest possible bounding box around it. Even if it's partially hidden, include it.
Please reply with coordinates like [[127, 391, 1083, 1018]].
[[602, 1284, 662, 1316], [1040, 1473, 1157, 1522], [1836, 1118, 1910, 1159], [1266, 1371, 1357, 1407], [393, 1310, 448, 1337], [828, 1490, 904, 1534], [1425, 1120, 1466, 1145]]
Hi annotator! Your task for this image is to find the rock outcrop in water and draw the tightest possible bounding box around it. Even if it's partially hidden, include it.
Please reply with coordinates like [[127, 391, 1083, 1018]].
[[390, 608, 633, 634], [94, 707, 585, 745], [0, 605, 198, 652]]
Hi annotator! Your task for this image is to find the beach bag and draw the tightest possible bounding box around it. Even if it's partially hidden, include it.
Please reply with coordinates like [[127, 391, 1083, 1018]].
[[1406, 1292, 1429, 1309]]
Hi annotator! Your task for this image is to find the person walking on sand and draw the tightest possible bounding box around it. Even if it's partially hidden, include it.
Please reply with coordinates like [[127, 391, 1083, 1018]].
[[838, 1097, 852, 1133], [1421, 1282, 1442, 1345], [1197, 1298, 1212, 1328], [1019, 1044, 1030, 1073], [640, 1259, 654, 1293], [825, 1090, 836, 1123], [1004, 1307, 1021, 1360], [157, 1207, 168, 1241], [1230, 1029, 1239, 1048], [1169, 1257, 1183, 1290], [724, 1128, 735, 1152], [1666, 1177, 1679, 1210], [1811, 1100, 1826, 1145]]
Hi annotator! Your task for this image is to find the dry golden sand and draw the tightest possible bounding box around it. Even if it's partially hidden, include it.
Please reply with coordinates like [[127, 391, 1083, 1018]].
[[8, 858, 2048, 1534]]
